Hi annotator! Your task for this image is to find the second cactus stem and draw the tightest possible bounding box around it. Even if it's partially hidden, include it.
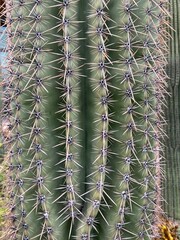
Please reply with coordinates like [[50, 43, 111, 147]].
[[1, 0, 169, 239], [164, 0, 180, 232]]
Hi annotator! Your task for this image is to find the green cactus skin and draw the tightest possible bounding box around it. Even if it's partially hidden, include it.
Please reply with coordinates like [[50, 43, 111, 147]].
[[164, 0, 180, 232], [1, 0, 169, 239]]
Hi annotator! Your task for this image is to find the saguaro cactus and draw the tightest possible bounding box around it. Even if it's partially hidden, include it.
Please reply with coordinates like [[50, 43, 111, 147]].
[[0, 0, 170, 239], [164, 0, 180, 233]]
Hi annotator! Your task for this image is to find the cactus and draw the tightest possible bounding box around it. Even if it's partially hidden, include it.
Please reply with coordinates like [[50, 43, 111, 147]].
[[0, 0, 170, 239], [163, 0, 180, 233]]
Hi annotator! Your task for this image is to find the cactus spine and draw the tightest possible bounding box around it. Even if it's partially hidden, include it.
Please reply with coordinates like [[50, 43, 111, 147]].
[[1, 0, 169, 239]]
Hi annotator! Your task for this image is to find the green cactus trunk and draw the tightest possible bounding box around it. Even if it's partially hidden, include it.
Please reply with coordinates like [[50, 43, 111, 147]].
[[164, 0, 180, 230], [1, 0, 168, 239]]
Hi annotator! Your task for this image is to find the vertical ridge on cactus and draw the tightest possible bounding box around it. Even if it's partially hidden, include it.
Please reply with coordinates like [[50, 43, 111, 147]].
[[54, 1, 85, 238], [2, 0, 72, 239], [75, 1, 112, 239], [0, 0, 170, 239], [98, 1, 169, 239]]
